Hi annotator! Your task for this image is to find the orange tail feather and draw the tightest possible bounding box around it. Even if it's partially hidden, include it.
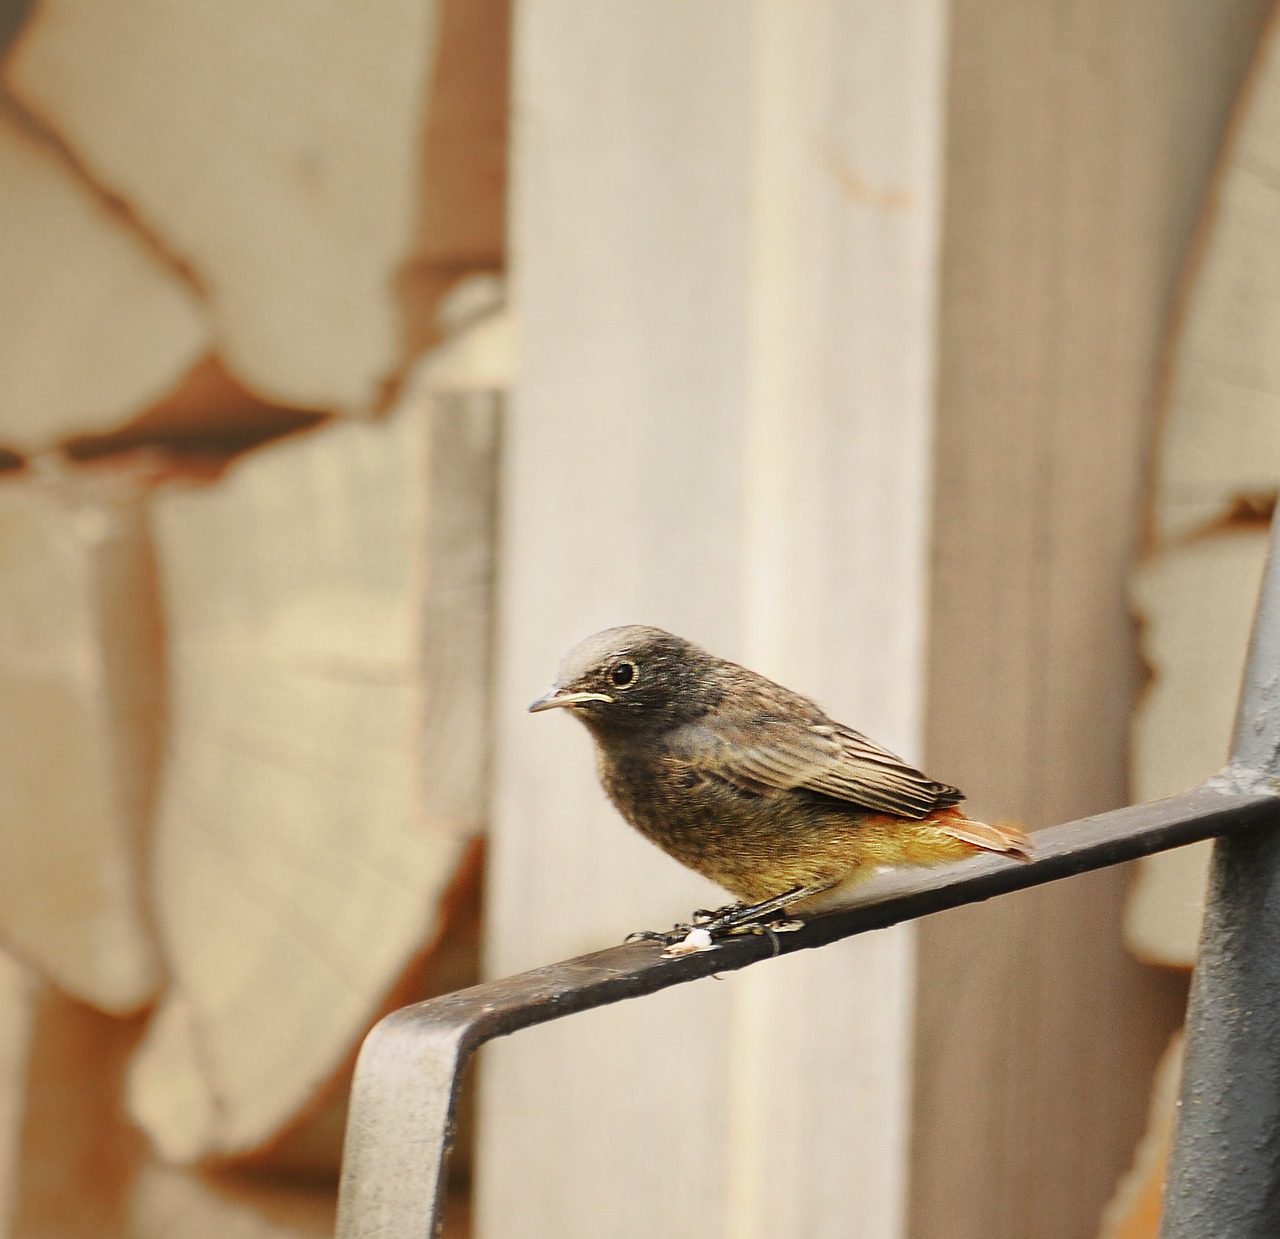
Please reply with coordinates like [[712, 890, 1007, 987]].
[[934, 807, 1032, 859]]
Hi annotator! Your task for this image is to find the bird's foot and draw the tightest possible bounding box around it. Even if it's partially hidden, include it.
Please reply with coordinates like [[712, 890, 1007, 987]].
[[662, 916, 805, 958], [694, 886, 824, 937], [627, 886, 827, 957]]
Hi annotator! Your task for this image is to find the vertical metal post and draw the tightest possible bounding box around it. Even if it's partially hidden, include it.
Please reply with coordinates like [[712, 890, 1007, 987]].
[[1161, 525, 1280, 1238]]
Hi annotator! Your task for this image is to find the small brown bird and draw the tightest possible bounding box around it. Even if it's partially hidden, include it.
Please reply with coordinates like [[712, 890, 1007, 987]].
[[530, 625, 1029, 938]]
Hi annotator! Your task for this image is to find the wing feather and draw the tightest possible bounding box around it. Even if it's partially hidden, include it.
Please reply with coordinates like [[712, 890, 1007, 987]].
[[676, 684, 963, 819]]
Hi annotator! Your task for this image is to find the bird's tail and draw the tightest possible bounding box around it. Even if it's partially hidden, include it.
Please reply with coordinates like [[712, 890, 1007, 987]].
[[935, 807, 1032, 859]]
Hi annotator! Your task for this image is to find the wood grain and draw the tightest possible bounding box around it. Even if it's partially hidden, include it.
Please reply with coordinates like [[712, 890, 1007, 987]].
[[911, 4, 1272, 1238], [1155, 6, 1280, 543], [479, 2, 946, 1236], [129, 349, 500, 1162], [0, 465, 163, 1014], [479, 11, 751, 1232]]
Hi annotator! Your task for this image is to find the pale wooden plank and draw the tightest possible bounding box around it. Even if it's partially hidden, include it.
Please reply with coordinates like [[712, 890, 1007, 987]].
[[725, 3, 945, 1235], [0, 107, 206, 452], [128, 325, 503, 1162], [478, 9, 750, 1230], [479, 2, 946, 1236], [912, 4, 1271, 1238], [6, 0, 442, 412], [0, 464, 163, 1014]]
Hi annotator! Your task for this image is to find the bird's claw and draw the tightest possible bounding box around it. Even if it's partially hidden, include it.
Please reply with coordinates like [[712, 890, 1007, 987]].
[[624, 924, 694, 947], [624, 923, 717, 955]]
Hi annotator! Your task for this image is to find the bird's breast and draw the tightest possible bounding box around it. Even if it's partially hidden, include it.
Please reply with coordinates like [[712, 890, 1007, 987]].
[[593, 737, 845, 900], [595, 741, 735, 863]]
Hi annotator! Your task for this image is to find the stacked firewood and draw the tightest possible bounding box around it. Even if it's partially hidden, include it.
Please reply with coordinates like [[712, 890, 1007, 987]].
[[0, 1, 508, 1234]]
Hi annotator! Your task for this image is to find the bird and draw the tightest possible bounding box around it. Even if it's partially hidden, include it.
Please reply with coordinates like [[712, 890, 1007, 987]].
[[529, 624, 1029, 943]]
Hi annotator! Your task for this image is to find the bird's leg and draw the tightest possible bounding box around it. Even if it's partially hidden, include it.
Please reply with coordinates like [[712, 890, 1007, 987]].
[[691, 884, 828, 930], [623, 900, 778, 948], [690, 902, 742, 926], [698, 885, 829, 937], [627, 885, 832, 956]]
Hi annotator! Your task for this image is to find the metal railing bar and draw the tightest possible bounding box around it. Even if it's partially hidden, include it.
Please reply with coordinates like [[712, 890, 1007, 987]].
[[335, 778, 1280, 1239]]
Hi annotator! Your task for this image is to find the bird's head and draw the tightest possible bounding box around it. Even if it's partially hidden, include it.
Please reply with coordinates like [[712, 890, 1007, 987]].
[[529, 625, 723, 735]]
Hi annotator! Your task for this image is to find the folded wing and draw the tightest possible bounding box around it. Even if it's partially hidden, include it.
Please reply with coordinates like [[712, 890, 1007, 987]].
[[678, 686, 964, 819]]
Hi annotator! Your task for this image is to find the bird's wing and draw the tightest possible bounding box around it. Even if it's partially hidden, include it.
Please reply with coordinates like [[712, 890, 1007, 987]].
[[679, 695, 963, 819]]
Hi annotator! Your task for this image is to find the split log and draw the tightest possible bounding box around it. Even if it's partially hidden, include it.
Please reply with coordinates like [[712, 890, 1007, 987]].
[[1153, 11, 1280, 543], [0, 461, 163, 1014], [127, 309, 506, 1163], [5, 0, 496, 414], [0, 961, 387, 1239], [1127, 528, 1269, 966], [0, 106, 206, 454]]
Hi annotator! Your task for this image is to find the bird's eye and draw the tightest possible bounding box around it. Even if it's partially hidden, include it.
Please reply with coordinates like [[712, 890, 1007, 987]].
[[610, 660, 637, 689]]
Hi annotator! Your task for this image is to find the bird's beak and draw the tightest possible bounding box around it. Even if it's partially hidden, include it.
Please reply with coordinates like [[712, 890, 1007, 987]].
[[528, 688, 614, 713]]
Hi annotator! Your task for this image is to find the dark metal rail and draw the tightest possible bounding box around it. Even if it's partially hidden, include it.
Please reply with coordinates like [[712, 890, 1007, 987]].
[[1159, 525, 1280, 1239], [335, 527, 1280, 1239]]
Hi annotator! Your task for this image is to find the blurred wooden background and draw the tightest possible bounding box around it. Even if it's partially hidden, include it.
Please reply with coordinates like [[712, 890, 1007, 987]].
[[1, 1, 1279, 1237], [0, 0, 508, 1233]]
